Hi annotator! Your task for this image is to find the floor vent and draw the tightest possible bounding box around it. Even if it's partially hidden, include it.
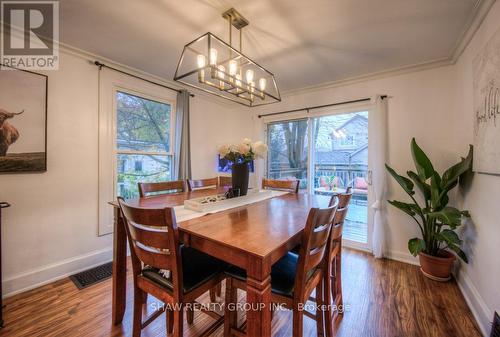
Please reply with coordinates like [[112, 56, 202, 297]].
[[492, 312, 500, 337], [69, 262, 113, 289]]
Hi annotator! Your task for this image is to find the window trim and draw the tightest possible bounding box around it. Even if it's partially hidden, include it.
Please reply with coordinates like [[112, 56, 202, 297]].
[[113, 87, 175, 199], [98, 68, 177, 236]]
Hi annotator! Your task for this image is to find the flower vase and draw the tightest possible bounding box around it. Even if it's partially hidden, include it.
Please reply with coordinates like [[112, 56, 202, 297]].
[[232, 162, 249, 196]]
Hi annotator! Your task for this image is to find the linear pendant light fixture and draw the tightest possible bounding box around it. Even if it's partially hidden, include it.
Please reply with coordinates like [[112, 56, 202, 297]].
[[174, 8, 281, 107]]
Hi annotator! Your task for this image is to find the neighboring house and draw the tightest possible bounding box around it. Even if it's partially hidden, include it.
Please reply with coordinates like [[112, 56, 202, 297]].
[[315, 113, 368, 166], [116, 139, 171, 197]]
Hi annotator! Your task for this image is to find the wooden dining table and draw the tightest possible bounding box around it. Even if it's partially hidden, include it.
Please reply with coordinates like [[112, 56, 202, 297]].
[[110, 187, 331, 337]]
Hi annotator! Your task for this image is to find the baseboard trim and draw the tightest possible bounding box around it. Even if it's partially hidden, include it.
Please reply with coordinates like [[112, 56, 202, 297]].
[[385, 250, 420, 266], [2, 247, 113, 299], [456, 270, 492, 336]]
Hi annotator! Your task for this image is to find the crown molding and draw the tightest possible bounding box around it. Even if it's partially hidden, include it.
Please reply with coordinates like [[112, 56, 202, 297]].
[[450, 0, 497, 63], [3, 0, 496, 106], [280, 57, 452, 98]]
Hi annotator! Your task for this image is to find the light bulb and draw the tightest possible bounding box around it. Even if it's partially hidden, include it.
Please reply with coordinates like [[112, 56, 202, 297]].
[[245, 69, 254, 83], [259, 78, 267, 91], [229, 60, 237, 76], [218, 65, 225, 79], [209, 48, 218, 66], [197, 54, 206, 68]]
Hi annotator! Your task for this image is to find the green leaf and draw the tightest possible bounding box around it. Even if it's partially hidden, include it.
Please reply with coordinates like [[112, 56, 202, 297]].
[[385, 164, 415, 196], [427, 207, 463, 226], [407, 170, 431, 200], [408, 238, 426, 256], [411, 138, 435, 180], [388, 200, 420, 217], [430, 173, 443, 210], [447, 245, 468, 263], [441, 145, 473, 190], [439, 229, 462, 246]]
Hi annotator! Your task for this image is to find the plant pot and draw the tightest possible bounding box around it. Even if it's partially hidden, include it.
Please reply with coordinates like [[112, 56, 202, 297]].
[[231, 162, 249, 196], [418, 251, 456, 282]]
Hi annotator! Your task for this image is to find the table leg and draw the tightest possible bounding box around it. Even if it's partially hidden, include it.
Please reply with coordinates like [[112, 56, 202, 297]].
[[112, 208, 127, 325], [246, 263, 272, 337]]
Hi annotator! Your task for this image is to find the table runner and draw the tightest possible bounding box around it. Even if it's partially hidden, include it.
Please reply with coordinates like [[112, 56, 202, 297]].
[[173, 189, 289, 222]]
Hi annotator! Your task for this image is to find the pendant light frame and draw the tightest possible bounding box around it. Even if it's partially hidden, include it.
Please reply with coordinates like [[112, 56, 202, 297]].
[[173, 8, 281, 107]]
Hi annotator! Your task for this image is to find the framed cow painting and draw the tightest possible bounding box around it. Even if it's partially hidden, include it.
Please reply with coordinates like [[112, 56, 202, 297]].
[[0, 66, 47, 173]]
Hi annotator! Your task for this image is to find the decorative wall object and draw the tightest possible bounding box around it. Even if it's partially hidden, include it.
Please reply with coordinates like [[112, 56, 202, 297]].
[[473, 26, 500, 175], [0, 67, 47, 173]]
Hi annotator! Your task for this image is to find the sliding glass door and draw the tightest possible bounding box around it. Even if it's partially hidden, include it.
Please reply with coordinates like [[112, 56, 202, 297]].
[[266, 110, 371, 249]]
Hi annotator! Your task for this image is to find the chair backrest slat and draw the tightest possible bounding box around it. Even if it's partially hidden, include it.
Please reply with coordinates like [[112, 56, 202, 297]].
[[219, 176, 232, 187], [295, 198, 338, 298], [262, 179, 300, 193], [118, 198, 182, 288], [138, 180, 185, 197], [187, 177, 219, 191]]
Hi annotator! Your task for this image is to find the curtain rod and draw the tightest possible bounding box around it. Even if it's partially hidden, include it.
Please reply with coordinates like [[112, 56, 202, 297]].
[[93, 61, 194, 97], [257, 96, 387, 118]]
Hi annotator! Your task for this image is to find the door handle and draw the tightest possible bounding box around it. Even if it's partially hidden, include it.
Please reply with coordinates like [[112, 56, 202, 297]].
[[367, 170, 373, 185]]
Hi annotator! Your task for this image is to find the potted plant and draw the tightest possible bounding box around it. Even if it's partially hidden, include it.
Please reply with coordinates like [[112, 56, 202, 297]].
[[385, 138, 473, 281], [217, 139, 268, 196]]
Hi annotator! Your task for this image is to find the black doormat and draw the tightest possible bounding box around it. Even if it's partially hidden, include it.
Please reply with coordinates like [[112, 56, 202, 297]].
[[69, 262, 113, 289]]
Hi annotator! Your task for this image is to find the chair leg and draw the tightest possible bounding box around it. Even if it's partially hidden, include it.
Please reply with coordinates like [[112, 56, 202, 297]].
[[141, 292, 148, 305], [133, 287, 143, 337], [224, 278, 237, 337], [210, 288, 216, 302], [336, 251, 343, 311], [166, 308, 174, 334], [324, 260, 334, 337], [172, 306, 184, 337], [186, 301, 195, 324], [316, 280, 325, 337], [216, 282, 222, 297], [292, 308, 304, 337]]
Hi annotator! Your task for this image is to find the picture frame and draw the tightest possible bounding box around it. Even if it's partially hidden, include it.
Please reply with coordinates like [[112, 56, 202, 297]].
[[0, 65, 48, 173]]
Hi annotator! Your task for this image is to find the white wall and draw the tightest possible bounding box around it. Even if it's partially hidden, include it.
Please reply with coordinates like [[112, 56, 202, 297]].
[[453, 1, 500, 334], [0, 47, 251, 296]]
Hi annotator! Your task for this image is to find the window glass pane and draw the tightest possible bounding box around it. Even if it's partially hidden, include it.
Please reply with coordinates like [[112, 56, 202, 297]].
[[117, 154, 171, 198], [267, 119, 308, 189], [116, 91, 171, 153]]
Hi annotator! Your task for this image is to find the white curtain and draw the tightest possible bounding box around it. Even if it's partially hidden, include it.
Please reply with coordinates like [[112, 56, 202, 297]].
[[173, 90, 191, 180], [370, 95, 388, 258]]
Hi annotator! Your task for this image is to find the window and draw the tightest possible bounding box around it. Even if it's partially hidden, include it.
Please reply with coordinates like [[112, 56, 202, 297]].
[[115, 91, 173, 198], [339, 134, 355, 147]]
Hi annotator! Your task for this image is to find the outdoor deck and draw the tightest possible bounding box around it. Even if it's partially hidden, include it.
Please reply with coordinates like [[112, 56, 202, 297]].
[[343, 201, 368, 243]]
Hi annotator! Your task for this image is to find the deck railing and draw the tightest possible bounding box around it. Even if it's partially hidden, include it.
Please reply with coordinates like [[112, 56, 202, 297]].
[[268, 163, 367, 188]]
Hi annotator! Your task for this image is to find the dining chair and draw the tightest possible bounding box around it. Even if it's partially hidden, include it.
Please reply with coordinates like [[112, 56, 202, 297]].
[[187, 177, 219, 191], [117, 198, 226, 337], [223, 199, 339, 337], [324, 188, 352, 337], [218, 176, 232, 187], [261, 178, 300, 193], [138, 180, 186, 197]]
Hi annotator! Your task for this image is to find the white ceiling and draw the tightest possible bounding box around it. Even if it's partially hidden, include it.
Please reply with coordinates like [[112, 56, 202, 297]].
[[59, 0, 480, 92]]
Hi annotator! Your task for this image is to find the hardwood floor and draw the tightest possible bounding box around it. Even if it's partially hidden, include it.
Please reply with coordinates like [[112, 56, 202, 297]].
[[0, 249, 481, 337]]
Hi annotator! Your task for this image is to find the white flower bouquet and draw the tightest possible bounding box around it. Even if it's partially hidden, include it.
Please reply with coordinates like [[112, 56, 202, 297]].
[[217, 138, 268, 164]]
